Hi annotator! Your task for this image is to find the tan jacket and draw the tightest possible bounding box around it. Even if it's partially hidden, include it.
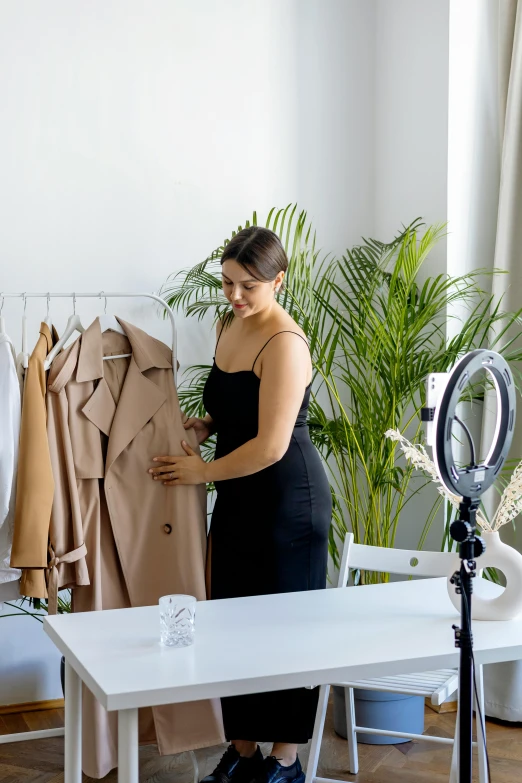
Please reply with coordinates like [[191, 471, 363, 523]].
[[10, 323, 59, 597], [46, 318, 223, 778]]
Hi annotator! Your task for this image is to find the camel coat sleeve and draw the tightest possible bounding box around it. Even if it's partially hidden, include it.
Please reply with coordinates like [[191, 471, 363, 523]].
[[10, 324, 55, 598]]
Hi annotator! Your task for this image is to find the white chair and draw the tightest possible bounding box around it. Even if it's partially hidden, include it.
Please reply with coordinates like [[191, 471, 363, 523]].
[[305, 533, 488, 783]]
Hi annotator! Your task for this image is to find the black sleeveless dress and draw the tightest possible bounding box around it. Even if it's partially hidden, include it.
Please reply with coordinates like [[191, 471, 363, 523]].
[[202, 330, 332, 743]]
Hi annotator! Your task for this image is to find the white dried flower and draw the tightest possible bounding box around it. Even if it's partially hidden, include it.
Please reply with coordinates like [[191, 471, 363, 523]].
[[385, 429, 493, 532], [491, 460, 522, 531]]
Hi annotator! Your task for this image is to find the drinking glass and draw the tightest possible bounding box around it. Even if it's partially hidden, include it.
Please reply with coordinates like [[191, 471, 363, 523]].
[[159, 594, 196, 647]]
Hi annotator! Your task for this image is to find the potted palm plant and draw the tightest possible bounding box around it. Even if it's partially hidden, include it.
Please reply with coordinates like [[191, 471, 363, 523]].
[[163, 205, 522, 742]]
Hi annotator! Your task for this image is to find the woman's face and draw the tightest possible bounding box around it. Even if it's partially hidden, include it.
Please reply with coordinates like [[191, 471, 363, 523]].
[[221, 260, 284, 319]]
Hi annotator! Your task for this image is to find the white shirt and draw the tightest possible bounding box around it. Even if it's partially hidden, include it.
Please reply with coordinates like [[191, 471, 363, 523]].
[[0, 332, 22, 603]]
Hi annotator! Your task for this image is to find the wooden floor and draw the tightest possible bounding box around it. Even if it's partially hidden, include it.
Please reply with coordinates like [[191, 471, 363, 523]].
[[0, 702, 521, 782]]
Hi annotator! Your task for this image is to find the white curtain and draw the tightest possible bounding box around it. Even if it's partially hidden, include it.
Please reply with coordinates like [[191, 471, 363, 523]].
[[480, 0, 522, 721], [492, 0, 522, 315]]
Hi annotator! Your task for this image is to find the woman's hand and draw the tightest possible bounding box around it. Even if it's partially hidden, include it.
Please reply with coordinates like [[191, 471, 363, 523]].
[[184, 416, 212, 445], [149, 441, 209, 486]]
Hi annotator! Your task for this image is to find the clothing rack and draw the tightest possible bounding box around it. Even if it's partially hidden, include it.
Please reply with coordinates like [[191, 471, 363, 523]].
[[0, 291, 177, 382], [0, 292, 199, 782]]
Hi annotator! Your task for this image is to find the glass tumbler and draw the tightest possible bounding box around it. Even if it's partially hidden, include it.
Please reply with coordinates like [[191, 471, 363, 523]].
[[159, 594, 197, 647]]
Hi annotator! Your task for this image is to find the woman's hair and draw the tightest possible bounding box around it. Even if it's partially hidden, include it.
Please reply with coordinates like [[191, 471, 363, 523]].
[[221, 226, 288, 285]]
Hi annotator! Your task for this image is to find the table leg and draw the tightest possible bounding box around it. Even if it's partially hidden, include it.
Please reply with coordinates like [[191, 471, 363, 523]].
[[118, 708, 139, 783], [190, 750, 199, 783], [64, 660, 82, 783]]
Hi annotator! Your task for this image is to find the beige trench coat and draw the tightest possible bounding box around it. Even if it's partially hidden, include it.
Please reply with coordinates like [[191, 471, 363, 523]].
[[46, 318, 224, 779]]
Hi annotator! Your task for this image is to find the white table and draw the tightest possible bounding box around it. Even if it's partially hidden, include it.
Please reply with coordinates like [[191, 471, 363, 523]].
[[44, 577, 522, 783]]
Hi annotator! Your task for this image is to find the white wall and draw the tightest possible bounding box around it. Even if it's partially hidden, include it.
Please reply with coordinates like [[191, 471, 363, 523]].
[[296, 0, 376, 254], [0, 0, 376, 705], [373, 0, 450, 551], [0, 0, 376, 364], [374, 0, 449, 279]]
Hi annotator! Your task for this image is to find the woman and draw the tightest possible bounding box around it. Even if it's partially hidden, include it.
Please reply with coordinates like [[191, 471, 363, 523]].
[[150, 227, 332, 783]]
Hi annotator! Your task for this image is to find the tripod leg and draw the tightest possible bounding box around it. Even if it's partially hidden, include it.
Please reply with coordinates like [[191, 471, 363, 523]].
[[450, 696, 459, 783], [450, 500, 482, 783], [459, 650, 474, 782], [474, 664, 488, 783], [457, 559, 474, 783]]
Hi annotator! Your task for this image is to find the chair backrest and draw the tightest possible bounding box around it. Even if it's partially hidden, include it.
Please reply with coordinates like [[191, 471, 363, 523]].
[[337, 532, 455, 588]]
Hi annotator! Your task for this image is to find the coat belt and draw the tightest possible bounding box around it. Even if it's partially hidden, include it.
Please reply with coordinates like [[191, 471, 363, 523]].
[[47, 543, 88, 614]]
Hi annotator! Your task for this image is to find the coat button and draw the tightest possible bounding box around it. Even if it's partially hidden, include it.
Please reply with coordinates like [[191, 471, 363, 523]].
[[163, 524, 172, 534]]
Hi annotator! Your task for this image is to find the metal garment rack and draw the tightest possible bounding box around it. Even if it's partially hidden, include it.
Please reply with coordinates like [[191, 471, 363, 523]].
[[0, 292, 199, 782], [0, 291, 177, 382]]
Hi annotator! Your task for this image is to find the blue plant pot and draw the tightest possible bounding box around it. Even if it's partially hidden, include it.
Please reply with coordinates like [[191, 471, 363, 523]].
[[333, 685, 425, 745]]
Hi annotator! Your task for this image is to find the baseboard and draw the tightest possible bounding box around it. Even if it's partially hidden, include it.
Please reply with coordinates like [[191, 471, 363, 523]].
[[0, 698, 64, 715], [425, 697, 458, 714]]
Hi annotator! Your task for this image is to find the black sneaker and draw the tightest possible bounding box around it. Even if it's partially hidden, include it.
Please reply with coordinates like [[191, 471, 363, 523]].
[[201, 744, 264, 783], [252, 756, 305, 783]]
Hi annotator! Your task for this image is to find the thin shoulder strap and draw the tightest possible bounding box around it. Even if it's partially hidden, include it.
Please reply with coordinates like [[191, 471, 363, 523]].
[[214, 321, 225, 354], [252, 330, 309, 372]]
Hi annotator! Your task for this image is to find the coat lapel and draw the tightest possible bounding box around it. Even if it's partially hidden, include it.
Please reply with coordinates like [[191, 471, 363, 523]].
[[74, 317, 171, 474], [81, 378, 117, 437], [105, 358, 167, 474]]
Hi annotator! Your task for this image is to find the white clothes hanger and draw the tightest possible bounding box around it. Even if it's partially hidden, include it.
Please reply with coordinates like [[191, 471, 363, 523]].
[[21, 294, 29, 369], [98, 292, 132, 361], [44, 293, 85, 371], [0, 292, 177, 383], [43, 292, 52, 327], [98, 292, 126, 337], [0, 294, 5, 335]]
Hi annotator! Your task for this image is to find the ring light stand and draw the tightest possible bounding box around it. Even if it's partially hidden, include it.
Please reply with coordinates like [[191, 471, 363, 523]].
[[424, 349, 516, 783]]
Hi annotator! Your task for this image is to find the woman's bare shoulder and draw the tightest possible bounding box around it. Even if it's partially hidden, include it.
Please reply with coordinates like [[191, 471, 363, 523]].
[[273, 310, 308, 342]]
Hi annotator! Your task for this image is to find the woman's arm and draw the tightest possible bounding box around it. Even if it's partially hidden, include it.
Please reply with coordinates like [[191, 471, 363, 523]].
[[150, 332, 310, 486]]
